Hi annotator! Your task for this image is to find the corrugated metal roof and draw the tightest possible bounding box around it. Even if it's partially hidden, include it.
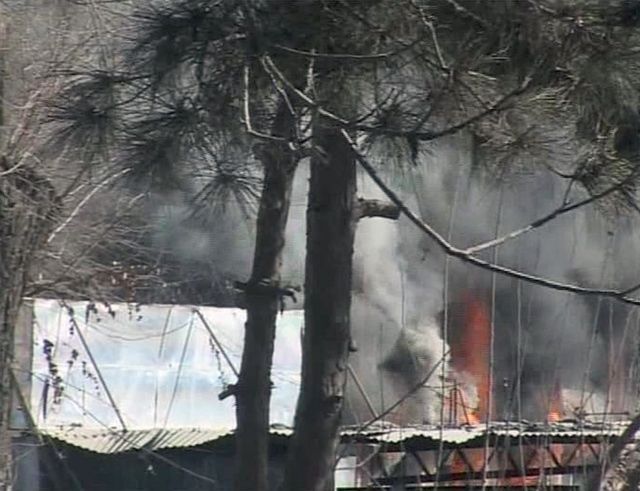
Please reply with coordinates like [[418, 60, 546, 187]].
[[343, 426, 483, 445], [43, 421, 634, 454], [42, 426, 293, 454], [341, 420, 635, 446]]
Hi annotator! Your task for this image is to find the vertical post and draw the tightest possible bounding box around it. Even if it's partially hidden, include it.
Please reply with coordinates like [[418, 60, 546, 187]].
[[0, 14, 11, 491], [453, 380, 458, 424], [0, 14, 5, 142]]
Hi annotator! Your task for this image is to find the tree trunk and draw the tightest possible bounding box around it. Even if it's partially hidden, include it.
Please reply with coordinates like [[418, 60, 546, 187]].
[[590, 412, 640, 491], [0, 163, 58, 491], [0, 291, 21, 491], [0, 21, 9, 488], [281, 120, 357, 491], [602, 442, 640, 491], [233, 103, 298, 491]]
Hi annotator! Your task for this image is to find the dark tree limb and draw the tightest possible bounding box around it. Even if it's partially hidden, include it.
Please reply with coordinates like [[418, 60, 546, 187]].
[[233, 279, 299, 300], [355, 198, 400, 220], [218, 384, 237, 401], [342, 129, 640, 307]]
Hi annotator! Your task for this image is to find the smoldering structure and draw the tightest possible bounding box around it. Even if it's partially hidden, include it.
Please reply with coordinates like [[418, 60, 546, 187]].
[[346, 134, 640, 426]]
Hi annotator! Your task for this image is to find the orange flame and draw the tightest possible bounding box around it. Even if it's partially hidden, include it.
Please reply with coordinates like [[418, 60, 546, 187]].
[[450, 291, 491, 423], [466, 411, 481, 426], [547, 378, 563, 422]]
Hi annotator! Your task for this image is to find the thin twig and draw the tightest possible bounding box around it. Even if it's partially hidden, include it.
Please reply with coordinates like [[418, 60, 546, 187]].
[[465, 167, 640, 254], [357, 351, 449, 432], [409, 0, 448, 70], [347, 364, 378, 420], [47, 168, 130, 244], [271, 44, 394, 60], [242, 63, 286, 143], [0, 157, 25, 177], [342, 130, 640, 307], [442, 0, 490, 28], [238, 55, 640, 305], [263, 54, 531, 142]]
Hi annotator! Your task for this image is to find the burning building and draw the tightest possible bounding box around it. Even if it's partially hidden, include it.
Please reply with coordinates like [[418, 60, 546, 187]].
[[340, 135, 640, 488]]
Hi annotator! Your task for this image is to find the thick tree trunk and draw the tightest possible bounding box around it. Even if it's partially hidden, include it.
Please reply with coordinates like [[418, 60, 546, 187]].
[[0, 162, 57, 491], [590, 412, 640, 491], [0, 317, 12, 491], [0, 293, 21, 491], [602, 443, 640, 491], [0, 24, 9, 487], [281, 121, 357, 491], [233, 103, 298, 491]]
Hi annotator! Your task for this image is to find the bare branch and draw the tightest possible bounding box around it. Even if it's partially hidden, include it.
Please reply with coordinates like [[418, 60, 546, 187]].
[[342, 129, 640, 307], [263, 54, 532, 142], [233, 56, 640, 306], [352, 76, 533, 140], [465, 166, 640, 254], [46, 168, 131, 244], [409, 0, 448, 70], [355, 198, 400, 220], [261, 56, 349, 125], [358, 351, 449, 432], [271, 44, 394, 60], [242, 63, 286, 143], [442, 0, 490, 29], [0, 155, 24, 177]]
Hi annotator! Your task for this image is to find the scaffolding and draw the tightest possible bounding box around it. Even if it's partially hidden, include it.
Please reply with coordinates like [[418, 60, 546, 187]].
[[335, 420, 631, 490]]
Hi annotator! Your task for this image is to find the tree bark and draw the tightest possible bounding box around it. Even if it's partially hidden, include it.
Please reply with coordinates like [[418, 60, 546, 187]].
[[590, 412, 640, 491], [281, 119, 357, 491], [0, 289, 21, 491], [602, 443, 640, 491], [0, 162, 58, 491], [233, 102, 298, 491]]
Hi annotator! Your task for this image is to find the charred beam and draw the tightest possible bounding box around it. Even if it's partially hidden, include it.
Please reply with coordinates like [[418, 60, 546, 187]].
[[455, 448, 478, 473], [409, 451, 433, 478], [561, 442, 581, 467], [546, 445, 564, 468], [506, 449, 523, 475]]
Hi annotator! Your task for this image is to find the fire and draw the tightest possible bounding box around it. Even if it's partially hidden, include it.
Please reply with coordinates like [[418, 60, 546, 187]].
[[450, 291, 492, 424], [465, 411, 480, 426], [448, 292, 492, 476], [443, 291, 570, 487], [548, 410, 562, 422], [547, 378, 564, 422]]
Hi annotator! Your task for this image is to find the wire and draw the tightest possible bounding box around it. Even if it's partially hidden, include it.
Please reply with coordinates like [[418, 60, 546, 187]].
[[9, 368, 85, 491], [46, 391, 221, 486], [163, 314, 195, 427], [83, 318, 192, 342], [481, 184, 504, 491], [434, 137, 465, 490]]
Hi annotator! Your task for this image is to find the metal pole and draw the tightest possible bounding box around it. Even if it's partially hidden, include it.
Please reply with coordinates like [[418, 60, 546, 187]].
[[192, 309, 239, 378], [66, 308, 127, 431]]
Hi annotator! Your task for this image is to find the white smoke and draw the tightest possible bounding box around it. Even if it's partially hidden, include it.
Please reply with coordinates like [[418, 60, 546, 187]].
[[346, 131, 640, 424]]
